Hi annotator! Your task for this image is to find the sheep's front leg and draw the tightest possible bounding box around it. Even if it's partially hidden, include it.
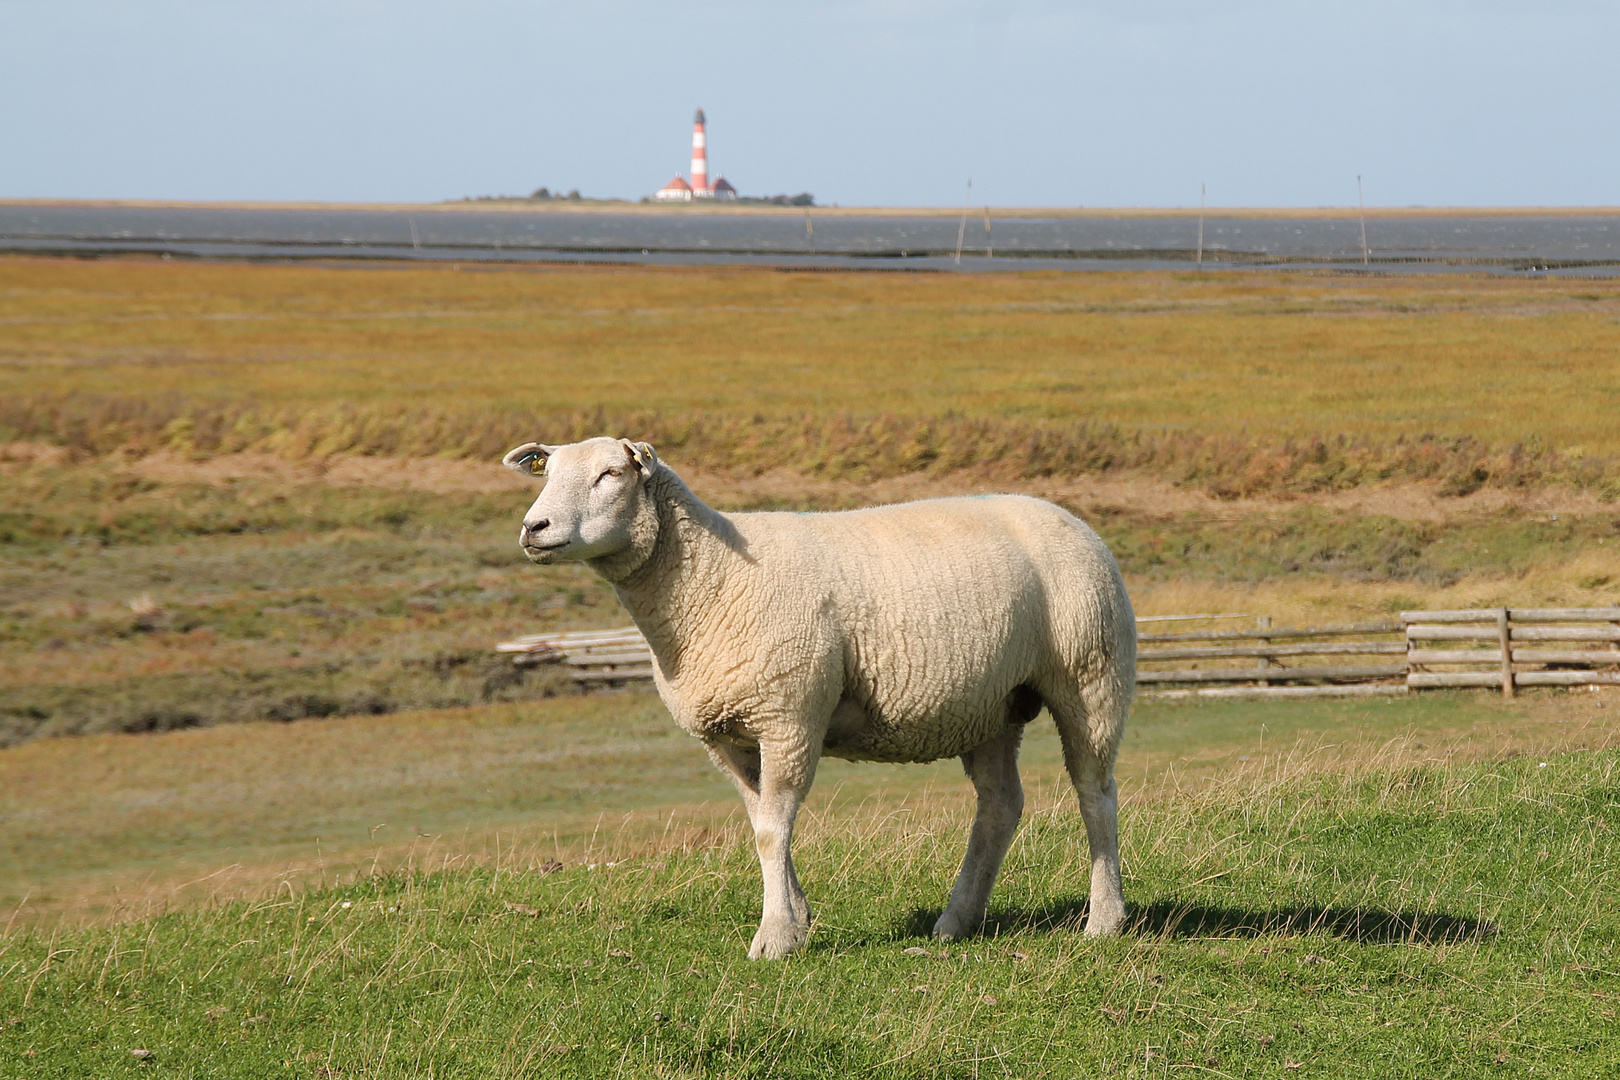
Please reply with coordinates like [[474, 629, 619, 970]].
[[707, 735, 819, 959], [934, 725, 1025, 940], [706, 740, 763, 821]]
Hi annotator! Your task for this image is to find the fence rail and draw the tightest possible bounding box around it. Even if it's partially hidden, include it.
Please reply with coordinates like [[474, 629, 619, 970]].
[[1400, 607, 1620, 697], [495, 609, 1620, 698], [1134, 617, 1406, 700]]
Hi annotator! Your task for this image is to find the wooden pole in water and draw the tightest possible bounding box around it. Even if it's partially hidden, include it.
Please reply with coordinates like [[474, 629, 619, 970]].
[[805, 209, 813, 252], [1357, 175, 1369, 266], [955, 179, 971, 265], [984, 206, 992, 259], [409, 217, 421, 252], [1196, 183, 1205, 269]]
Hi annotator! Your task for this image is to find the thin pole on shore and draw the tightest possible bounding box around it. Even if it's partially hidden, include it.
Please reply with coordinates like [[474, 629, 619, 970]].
[[955, 179, 972, 265], [1196, 183, 1205, 269], [1357, 175, 1369, 266]]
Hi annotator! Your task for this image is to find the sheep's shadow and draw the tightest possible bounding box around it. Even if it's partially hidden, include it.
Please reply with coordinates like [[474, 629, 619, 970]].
[[893, 898, 1495, 945]]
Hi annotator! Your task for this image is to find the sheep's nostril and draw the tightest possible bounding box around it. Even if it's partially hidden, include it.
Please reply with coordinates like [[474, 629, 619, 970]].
[[524, 520, 550, 539]]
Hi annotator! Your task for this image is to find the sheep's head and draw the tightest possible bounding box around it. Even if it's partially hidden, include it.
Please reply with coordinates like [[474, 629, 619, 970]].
[[502, 437, 660, 568]]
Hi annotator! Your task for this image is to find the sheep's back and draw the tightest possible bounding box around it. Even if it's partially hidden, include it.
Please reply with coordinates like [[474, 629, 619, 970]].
[[730, 496, 1126, 761]]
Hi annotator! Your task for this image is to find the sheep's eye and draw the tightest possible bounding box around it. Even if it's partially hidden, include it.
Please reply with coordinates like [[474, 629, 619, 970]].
[[596, 467, 623, 484]]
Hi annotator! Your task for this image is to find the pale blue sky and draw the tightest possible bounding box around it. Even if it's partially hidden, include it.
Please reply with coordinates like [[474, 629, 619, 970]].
[[2, 1, 1615, 207]]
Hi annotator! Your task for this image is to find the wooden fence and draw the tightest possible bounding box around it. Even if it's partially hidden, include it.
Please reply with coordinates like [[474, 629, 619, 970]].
[[1404, 608, 1620, 697], [496, 626, 653, 686], [1136, 618, 1405, 701], [496, 608, 1620, 698]]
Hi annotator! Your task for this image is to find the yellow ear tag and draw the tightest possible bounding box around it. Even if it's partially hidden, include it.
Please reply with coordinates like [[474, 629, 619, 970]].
[[526, 455, 546, 476]]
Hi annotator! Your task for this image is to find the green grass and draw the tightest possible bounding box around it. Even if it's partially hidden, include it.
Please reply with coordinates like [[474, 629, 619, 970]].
[[0, 694, 731, 919], [4, 750, 1617, 1077], [5, 684, 1609, 924]]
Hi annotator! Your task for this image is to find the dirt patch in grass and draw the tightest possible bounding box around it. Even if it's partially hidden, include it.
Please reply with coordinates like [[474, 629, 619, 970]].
[[53, 446, 1618, 524], [119, 448, 538, 495], [681, 463, 1617, 523]]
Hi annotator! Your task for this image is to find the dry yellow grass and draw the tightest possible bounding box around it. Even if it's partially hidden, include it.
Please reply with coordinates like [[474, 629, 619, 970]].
[[3, 256, 1620, 477]]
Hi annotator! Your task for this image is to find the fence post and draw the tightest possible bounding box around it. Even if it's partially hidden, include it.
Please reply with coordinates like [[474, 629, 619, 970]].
[[1256, 614, 1274, 686], [1403, 614, 1415, 688], [1499, 608, 1514, 699]]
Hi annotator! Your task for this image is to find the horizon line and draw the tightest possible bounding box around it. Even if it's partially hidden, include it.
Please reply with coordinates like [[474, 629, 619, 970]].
[[5, 197, 1619, 219]]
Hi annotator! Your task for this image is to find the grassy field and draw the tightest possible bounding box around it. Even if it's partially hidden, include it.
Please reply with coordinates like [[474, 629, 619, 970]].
[[4, 256, 1620, 492], [0, 476, 597, 744], [5, 686, 1614, 926], [5, 254, 1620, 1074], [4, 254, 1620, 739], [4, 442, 1619, 746], [3, 744, 1617, 1077]]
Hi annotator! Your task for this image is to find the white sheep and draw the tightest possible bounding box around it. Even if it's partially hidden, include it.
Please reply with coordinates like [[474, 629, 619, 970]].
[[504, 436, 1136, 959]]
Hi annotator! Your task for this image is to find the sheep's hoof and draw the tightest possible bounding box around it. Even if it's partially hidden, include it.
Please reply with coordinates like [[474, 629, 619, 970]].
[[1082, 907, 1126, 939], [931, 910, 982, 941], [748, 920, 808, 960]]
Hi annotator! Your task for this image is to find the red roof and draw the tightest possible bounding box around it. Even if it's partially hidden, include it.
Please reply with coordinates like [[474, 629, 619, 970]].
[[711, 176, 737, 193], [658, 176, 692, 192]]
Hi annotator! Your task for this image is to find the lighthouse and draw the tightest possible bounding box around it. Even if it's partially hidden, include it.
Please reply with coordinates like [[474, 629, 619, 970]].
[[690, 109, 708, 194], [652, 109, 738, 201]]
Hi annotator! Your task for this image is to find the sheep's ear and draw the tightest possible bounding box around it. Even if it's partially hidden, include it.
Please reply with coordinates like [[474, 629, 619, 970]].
[[621, 439, 659, 477], [502, 443, 556, 478]]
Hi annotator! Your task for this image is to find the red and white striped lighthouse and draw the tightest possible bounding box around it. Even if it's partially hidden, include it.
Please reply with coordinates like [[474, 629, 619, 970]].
[[690, 109, 709, 194], [652, 109, 737, 201]]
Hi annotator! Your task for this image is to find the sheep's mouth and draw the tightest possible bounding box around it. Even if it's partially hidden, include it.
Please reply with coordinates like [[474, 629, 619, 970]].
[[524, 541, 570, 554]]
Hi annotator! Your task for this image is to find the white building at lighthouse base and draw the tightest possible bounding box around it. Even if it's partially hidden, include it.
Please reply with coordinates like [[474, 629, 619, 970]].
[[654, 174, 737, 202], [653, 176, 693, 202]]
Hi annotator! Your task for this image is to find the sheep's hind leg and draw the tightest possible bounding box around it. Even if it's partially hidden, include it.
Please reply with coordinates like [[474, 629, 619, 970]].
[[710, 736, 819, 959], [934, 723, 1025, 941], [1049, 681, 1129, 938]]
